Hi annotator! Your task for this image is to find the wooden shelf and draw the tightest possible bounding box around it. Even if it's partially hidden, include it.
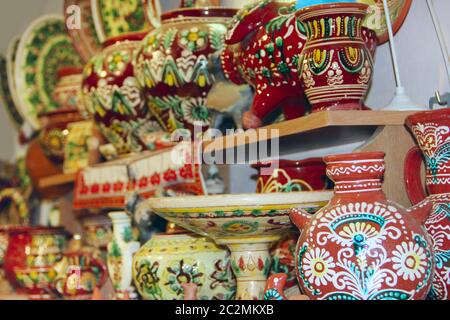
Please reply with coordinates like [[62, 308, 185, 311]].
[[203, 110, 416, 153], [38, 173, 76, 189]]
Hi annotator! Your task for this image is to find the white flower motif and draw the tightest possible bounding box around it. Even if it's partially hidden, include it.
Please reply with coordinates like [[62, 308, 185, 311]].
[[392, 241, 427, 282], [303, 248, 336, 286], [444, 267, 450, 285]]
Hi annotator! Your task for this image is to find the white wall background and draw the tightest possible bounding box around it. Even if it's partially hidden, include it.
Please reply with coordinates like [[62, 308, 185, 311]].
[[0, 0, 449, 192]]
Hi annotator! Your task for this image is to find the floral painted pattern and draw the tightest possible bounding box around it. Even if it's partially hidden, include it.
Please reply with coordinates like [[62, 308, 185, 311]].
[[302, 248, 336, 287]]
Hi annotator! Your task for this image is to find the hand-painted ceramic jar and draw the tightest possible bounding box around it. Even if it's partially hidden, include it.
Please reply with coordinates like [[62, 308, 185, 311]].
[[222, 0, 309, 129], [3, 227, 68, 289], [133, 7, 237, 135], [405, 109, 450, 300], [38, 107, 85, 163], [290, 152, 434, 300], [252, 158, 328, 193], [133, 233, 236, 300], [14, 266, 58, 300], [53, 67, 84, 110], [52, 251, 107, 300], [81, 214, 113, 254], [82, 33, 162, 155], [296, 3, 375, 112]]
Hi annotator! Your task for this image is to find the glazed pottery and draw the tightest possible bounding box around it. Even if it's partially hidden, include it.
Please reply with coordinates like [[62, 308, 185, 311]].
[[252, 158, 328, 193], [269, 230, 299, 292], [14, 267, 58, 300], [297, 3, 375, 112], [287, 152, 434, 300], [133, 233, 236, 300], [82, 33, 162, 155], [4, 36, 23, 129], [145, 191, 332, 299], [91, 0, 161, 44], [222, 0, 309, 129], [52, 252, 107, 300], [0, 54, 23, 129], [133, 6, 237, 135], [3, 227, 68, 289], [52, 67, 85, 113], [81, 214, 113, 254], [405, 109, 450, 300], [64, 0, 102, 62], [107, 212, 140, 300], [38, 108, 85, 163], [14, 15, 83, 130]]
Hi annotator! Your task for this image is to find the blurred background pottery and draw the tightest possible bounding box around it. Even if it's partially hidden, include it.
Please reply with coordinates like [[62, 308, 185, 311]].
[[222, 0, 309, 129], [82, 33, 163, 155], [133, 5, 238, 136], [290, 152, 434, 300], [405, 109, 450, 300], [80, 214, 112, 258], [133, 233, 236, 300], [52, 251, 107, 300], [252, 158, 328, 193], [296, 3, 376, 112], [14, 266, 57, 300], [3, 226, 68, 289]]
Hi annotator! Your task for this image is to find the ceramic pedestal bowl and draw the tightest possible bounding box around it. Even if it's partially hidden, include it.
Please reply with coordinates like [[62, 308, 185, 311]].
[[145, 191, 332, 300]]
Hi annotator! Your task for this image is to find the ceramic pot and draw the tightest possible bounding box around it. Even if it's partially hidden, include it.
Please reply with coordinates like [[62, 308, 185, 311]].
[[133, 233, 236, 300], [276, 152, 435, 300], [81, 214, 113, 254], [52, 251, 107, 300], [53, 67, 84, 110], [3, 227, 68, 289], [0, 226, 13, 267], [107, 212, 140, 300], [14, 266, 58, 300], [405, 109, 450, 300], [296, 3, 375, 112], [222, 0, 309, 129], [134, 7, 237, 136], [252, 158, 328, 193], [38, 107, 85, 163], [82, 33, 162, 155]]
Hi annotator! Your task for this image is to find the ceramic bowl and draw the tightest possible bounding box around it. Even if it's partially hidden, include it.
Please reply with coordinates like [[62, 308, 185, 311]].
[[14, 267, 58, 300]]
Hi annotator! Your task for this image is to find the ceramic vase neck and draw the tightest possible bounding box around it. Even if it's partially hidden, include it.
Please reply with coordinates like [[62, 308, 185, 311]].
[[297, 3, 369, 41], [109, 212, 132, 242], [325, 152, 386, 195]]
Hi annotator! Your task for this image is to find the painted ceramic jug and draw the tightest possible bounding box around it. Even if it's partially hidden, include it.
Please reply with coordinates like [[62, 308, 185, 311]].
[[3, 227, 68, 289], [272, 152, 435, 300], [405, 109, 450, 300], [52, 252, 107, 300], [296, 3, 376, 112], [134, 3, 237, 135], [107, 212, 140, 300], [133, 233, 236, 300], [222, 0, 308, 129], [82, 33, 162, 155], [252, 158, 328, 193]]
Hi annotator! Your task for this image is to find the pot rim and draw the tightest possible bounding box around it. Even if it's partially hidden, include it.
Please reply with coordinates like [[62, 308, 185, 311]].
[[37, 107, 81, 119], [324, 152, 385, 164], [296, 2, 370, 19], [251, 158, 325, 170], [161, 7, 238, 21], [406, 109, 450, 128], [57, 67, 83, 79], [103, 32, 148, 48]]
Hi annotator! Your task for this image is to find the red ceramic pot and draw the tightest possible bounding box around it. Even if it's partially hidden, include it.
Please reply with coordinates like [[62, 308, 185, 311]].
[[52, 252, 107, 300], [52, 67, 84, 111], [14, 266, 58, 300], [222, 0, 308, 129], [3, 226, 69, 288], [266, 152, 434, 300], [82, 33, 162, 155], [252, 158, 328, 193], [0, 225, 13, 267], [296, 3, 375, 112], [38, 107, 85, 163], [134, 7, 237, 136], [405, 109, 450, 300]]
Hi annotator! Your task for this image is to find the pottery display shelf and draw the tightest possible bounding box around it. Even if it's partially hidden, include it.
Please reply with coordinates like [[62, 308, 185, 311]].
[[203, 110, 419, 207], [145, 191, 333, 300]]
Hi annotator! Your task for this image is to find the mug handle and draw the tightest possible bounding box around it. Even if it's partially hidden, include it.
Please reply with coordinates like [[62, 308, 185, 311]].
[[404, 147, 428, 205], [91, 257, 108, 289], [50, 276, 66, 298]]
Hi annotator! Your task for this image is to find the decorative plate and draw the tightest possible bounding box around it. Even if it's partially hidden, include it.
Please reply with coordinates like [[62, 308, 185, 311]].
[[14, 15, 84, 130], [0, 54, 23, 129], [91, 0, 161, 43], [361, 0, 412, 44], [64, 0, 102, 62]]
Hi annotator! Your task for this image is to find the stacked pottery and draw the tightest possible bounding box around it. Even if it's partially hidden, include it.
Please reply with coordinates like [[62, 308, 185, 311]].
[[81, 33, 162, 155], [3, 227, 69, 299], [133, 2, 238, 136], [405, 109, 450, 300], [107, 212, 140, 300], [222, 0, 309, 129], [133, 233, 236, 300], [266, 152, 435, 300], [296, 3, 376, 112]]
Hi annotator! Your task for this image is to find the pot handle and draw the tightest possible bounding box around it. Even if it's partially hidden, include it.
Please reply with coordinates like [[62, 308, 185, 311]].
[[91, 256, 108, 289], [404, 147, 427, 205]]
